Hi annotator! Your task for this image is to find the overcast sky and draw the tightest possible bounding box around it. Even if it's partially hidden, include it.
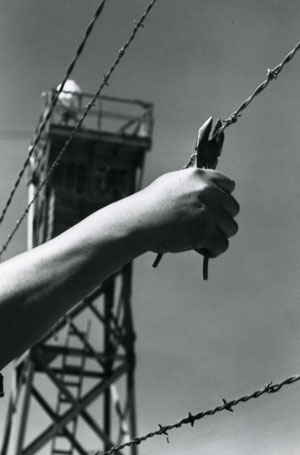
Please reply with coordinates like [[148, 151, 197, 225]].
[[1, 1, 300, 454]]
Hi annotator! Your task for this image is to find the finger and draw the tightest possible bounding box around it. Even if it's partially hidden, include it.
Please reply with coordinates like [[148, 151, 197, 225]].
[[216, 189, 240, 217], [197, 180, 240, 217], [196, 231, 229, 258], [202, 169, 236, 194], [216, 211, 239, 238]]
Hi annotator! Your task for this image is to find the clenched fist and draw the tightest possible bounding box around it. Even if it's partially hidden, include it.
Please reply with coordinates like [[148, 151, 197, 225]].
[[129, 168, 239, 258]]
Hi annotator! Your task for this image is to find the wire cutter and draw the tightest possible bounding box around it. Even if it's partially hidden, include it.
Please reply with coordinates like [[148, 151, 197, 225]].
[[194, 116, 225, 279], [152, 116, 225, 280]]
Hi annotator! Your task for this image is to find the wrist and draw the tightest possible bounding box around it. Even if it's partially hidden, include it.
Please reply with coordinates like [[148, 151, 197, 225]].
[[108, 192, 152, 256], [78, 193, 150, 261]]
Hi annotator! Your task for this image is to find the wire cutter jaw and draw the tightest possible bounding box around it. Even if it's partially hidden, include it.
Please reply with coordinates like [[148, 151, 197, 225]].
[[195, 116, 224, 169]]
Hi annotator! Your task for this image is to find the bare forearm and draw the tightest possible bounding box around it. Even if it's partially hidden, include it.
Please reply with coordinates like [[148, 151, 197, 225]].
[[0, 194, 146, 368], [0, 168, 239, 369]]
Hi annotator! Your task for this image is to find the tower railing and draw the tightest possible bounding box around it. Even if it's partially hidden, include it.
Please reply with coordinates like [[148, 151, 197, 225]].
[[41, 90, 154, 138]]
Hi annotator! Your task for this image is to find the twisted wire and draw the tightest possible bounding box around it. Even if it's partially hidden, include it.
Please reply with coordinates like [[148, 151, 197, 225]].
[[0, 0, 158, 259], [0, 0, 108, 227], [93, 373, 300, 455], [122, 39, 300, 452], [214, 41, 300, 137]]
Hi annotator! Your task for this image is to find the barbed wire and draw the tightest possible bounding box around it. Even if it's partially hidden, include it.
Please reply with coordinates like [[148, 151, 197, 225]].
[[213, 40, 300, 137], [0, 0, 159, 259], [96, 37, 300, 454], [1, 14, 299, 454], [93, 373, 300, 455], [182, 40, 300, 275], [0, 0, 108, 227]]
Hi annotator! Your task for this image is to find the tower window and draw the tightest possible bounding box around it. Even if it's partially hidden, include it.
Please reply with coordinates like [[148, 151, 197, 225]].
[[53, 162, 88, 195]]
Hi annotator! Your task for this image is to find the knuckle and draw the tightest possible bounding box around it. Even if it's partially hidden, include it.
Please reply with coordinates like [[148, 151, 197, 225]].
[[212, 240, 229, 259], [224, 238, 230, 252], [232, 199, 240, 216], [223, 195, 240, 217], [229, 178, 236, 192], [209, 236, 229, 258], [221, 237, 229, 254], [222, 175, 236, 193], [229, 219, 239, 237], [197, 182, 211, 203], [193, 168, 205, 179], [231, 198, 240, 216]]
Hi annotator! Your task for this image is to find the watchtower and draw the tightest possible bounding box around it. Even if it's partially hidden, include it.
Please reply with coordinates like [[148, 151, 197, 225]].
[[1, 87, 153, 455]]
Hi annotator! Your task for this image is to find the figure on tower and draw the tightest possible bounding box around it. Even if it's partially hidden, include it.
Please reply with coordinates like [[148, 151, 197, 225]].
[[56, 79, 82, 125]]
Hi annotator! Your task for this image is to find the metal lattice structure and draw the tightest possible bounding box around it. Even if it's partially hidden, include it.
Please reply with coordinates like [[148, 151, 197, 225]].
[[1, 89, 153, 455]]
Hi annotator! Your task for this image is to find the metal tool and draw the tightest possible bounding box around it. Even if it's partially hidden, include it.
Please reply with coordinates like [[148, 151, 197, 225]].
[[152, 117, 224, 280], [194, 116, 224, 279]]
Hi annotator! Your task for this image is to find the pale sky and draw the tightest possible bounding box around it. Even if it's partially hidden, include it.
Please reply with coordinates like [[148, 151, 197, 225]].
[[1, 1, 300, 454]]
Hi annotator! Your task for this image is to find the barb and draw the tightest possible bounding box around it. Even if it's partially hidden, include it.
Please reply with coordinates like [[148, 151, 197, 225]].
[[93, 373, 300, 455], [214, 41, 300, 137], [0, 0, 159, 259], [0, 0, 108, 227]]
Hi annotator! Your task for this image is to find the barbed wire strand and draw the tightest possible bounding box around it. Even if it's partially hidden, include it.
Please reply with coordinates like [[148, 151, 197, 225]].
[[1, 18, 299, 453], [92, 39, 300, 453], [92, 374, 300, 455], [0, 0, 159, 259], [0, 0, 108, 227], [178, 41, 300, 279], [213, 41, 300, 138]]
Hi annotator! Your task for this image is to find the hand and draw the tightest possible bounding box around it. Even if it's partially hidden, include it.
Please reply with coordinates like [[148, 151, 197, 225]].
[[133, 168, 239, 258]]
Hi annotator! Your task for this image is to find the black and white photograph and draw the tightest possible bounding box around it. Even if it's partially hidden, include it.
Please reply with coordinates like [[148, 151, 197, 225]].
[[0, 1, 299, 454]]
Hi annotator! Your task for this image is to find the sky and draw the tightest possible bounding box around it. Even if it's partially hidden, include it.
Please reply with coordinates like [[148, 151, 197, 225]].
[[1, 0, 300, 454]]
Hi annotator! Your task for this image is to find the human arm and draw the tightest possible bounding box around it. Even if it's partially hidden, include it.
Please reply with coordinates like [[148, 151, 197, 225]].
[[0, 168, 239, 369]]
